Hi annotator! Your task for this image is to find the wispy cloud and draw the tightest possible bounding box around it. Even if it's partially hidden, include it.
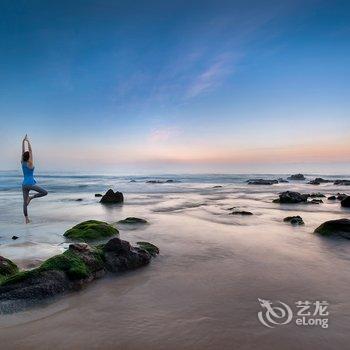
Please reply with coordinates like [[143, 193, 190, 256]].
[[148, 126, 180, 143], [186, 54, 237, 98]]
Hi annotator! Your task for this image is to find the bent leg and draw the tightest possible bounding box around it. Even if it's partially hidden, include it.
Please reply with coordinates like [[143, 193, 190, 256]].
[[30, 185, 48, 199]]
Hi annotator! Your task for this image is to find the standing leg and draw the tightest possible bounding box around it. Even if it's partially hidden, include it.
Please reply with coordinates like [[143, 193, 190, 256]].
[[22, 185, 30, 223]]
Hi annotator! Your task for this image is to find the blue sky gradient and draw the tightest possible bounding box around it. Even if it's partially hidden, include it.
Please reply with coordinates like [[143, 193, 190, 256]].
[[0, 0, 349, 173]]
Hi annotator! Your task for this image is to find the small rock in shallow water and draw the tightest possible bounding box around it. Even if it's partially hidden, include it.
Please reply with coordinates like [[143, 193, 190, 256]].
[[283, 216, 304, 225], [11, 236, 18, 240], [94, 193, 102, 197], [309, 199, 323, 204], [136, 242, 160, 256], [230, 210, 253, 216], [117, 217, 148, 224], [328, 196, 336, 200]]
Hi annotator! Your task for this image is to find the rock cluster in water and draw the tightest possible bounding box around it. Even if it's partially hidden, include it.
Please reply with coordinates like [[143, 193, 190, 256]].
[[283, 216, 304, 225], [308, 177, 331, 185], [273, 191, 309, 204], [146, 179, 178, 184], [247, 179, 278, 185], [0, 221, 159, 313]]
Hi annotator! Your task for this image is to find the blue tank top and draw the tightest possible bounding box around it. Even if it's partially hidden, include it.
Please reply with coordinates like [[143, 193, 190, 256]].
[[22, 162, 36, 186]]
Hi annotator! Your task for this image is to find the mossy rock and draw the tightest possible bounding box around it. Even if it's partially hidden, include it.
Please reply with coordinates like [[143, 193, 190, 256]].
[[64, 220, 119, 241], [1, 246, 106, 286], [136, 242, 159, 257], [118, 217, 148, 225], [0, 257, 19, 283]]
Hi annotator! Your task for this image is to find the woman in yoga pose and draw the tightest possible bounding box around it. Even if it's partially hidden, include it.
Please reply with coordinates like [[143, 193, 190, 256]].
[[21, 135, 48, 223]]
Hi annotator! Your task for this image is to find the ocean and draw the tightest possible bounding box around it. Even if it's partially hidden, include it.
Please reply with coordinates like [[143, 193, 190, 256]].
[[0, 171, 349, 349]]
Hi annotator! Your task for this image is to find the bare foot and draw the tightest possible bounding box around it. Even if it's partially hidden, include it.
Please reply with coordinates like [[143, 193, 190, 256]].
[[25, 217, 30, 224]]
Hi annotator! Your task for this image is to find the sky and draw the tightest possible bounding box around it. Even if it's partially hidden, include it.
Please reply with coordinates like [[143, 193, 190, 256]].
[[0, 0, 349, 174]]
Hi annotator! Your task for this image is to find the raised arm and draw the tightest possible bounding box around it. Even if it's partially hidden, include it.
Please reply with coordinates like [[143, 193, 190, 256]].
[[22, 136, 26, 157], [26, 137, 34, 165]]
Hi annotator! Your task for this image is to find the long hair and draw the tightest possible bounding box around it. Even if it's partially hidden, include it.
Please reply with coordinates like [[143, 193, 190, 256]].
[[22, 151, 30, 162]]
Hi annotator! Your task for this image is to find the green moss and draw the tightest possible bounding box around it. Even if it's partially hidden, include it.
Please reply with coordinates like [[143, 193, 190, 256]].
[[1, 269, 40, 286], [0, 257, 19, 278], [1, 248, 100, 286], [118, 217, 148, 224], [64, 220, 118, 241], [136, 241, 159, 256], [40, 250, 90, 280]]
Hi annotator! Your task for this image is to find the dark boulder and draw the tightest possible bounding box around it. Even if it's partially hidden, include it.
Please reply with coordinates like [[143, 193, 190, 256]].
[[314, 219, 350, 239], [337, 193, 348, 201], [278, 178, 289, 183], [103, 238, 151, 272], [273, 191, 309, 204], [334, 180, 350, 186], [247, 179, 278, 185], [100, 189, 124, 204], [11, 236, 18, 240], [287, 174, 306, 181], [283, 216, 304, 225], [328, 196, 336, 200], [213, 185, 223, 188], [341, 196, 350, 208], [94, 193, 102, 197]]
